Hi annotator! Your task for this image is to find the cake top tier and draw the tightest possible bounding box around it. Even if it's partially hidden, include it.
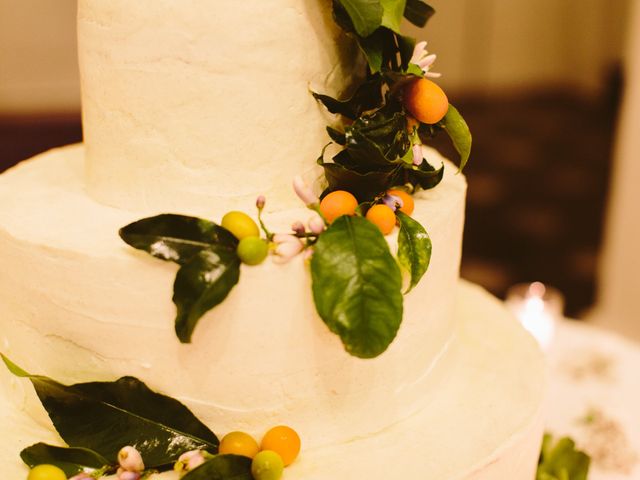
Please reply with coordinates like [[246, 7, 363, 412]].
[[78, 0, 359, 215]]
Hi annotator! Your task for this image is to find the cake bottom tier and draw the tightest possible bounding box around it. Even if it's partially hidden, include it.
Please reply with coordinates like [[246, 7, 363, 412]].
[[1, 281, 545, 480]]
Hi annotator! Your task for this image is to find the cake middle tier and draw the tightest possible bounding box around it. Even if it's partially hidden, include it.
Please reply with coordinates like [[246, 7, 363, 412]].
[[0, 145, 466, 448], [78, 0, 360, 216]]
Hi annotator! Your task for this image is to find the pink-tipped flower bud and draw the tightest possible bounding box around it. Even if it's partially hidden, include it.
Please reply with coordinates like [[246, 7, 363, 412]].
[[308, 214, 325, 235], [256, 195, 266, 210], [382, 194, 403, 212], [178, 449, 207, 471], [293, 175, 319, 206], [291, 220, 306, 236], [69, 474, 93, 480], [118, 446, 145, 473], [412, 143, 424, 166]]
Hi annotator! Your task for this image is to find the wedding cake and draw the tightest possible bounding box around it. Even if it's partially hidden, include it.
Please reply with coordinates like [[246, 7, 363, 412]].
[[0, 1, 545, 479]]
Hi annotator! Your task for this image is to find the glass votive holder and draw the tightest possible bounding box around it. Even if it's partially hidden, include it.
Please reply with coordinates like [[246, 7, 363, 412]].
[[505, 282, 564, 350]]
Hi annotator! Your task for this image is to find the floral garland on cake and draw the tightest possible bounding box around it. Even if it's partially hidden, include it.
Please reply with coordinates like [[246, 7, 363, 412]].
[[118, 0, 471, 359]]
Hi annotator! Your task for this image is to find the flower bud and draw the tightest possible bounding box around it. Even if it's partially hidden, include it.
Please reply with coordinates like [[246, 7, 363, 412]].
[[118, 446, 145, 472], [178, 449, 206, 471], [256, 195, 266, 210], [291, 220, 306, 236], [69, 474, 93, 480], [382, 194, 403, 211], [293, 175, 319, 206], [412, 143, 424, 166], [308, 214, 325, 235]]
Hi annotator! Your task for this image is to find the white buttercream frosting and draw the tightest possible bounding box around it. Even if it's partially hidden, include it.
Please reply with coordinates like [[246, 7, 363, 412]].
[[78, 0, 362, 216]]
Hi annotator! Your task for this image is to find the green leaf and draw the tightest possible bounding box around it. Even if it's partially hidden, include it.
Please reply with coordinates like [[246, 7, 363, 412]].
[[20, 443, 110, 477], [182, 454, 252, 480], [380, 0, 407, 33], [2, 355, 219, 468], [312, 77, 384, 119], [318, 154, 398, 202], [404, 0, 435, 27], [356, 28, 386, 73], [442, 104, 472, 171], [396, 211, 431, 292], [310, 216, 403, 358], [345, 110, 411, 167], [173, 247, 241, 343], [396, 34, 417, 70], [537, 434, 591, 480], [405, 160, 445, 190], [327, 126, 347, 145], [335, 0, 384, 37], [119, 214, 238, 265]]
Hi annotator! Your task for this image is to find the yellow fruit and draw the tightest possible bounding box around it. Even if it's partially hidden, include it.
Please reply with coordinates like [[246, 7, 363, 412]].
[[219, 431, 260, 459], [403, 79, 449, 125], [366, 204, 396, 235], [387, 189, 415, 216], [261, 425, 301, 467], [221, 211, 260, 240], [319, 191, 358, 224], [27, 465, 66, 480]]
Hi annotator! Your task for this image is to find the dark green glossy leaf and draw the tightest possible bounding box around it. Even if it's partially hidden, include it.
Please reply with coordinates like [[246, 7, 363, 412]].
[[310, 216, 403, 358], [396, 34, 417, 70], [335, 0, 384, 37], [380, 0, 407, 33], [313, 77, 384, 119], [396, 211, 431, 292], [345, 111, 411, 167], [405, 160, 444, 190], [537, 434, 590, 480], [404, 0, 435, 27], [182, 454, 252, 480], [2, 355, 219, 468], [442, 104, 472, 171], [21, 443, 110, 477], [327, 127, 347, 145], [318, 154, 397, 202], [356, 28, 386, 72], [173, 247, 241, 343], [119, 214, 237, 265]]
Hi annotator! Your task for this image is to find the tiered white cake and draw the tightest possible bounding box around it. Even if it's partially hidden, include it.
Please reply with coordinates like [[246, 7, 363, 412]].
[[0, 1, 545, 479]]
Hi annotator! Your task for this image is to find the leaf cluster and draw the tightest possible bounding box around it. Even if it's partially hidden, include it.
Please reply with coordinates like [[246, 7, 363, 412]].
[[119, 214, 241, 343], [313, 1, 471, 204], [333, 0, 434, 72], [537, 434, 591, 480], [3, 355, 250, 478], [310, 213, 431, 358]]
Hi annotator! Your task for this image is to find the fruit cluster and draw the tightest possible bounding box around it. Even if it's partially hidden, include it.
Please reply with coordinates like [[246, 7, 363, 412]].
[[26, 426, 301, 480], [320, 188, 415, 236], [221, 210, 269, 266], [218, 426, 301, 480]]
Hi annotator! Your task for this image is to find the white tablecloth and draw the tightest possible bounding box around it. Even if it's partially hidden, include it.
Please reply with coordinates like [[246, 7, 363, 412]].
[[545, 320, 640, 479]]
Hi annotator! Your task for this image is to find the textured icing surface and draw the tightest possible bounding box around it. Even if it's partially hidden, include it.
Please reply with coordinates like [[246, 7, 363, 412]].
[[0, 145, 465, 448], [78, 0, 362, 216], [0, 281, 545, 480]]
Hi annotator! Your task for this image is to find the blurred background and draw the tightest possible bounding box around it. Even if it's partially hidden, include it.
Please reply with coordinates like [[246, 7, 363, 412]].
[[0, 0, 638, 335]]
